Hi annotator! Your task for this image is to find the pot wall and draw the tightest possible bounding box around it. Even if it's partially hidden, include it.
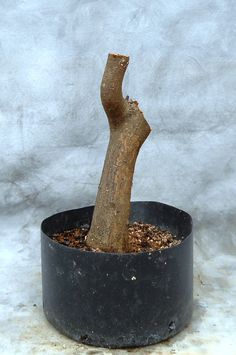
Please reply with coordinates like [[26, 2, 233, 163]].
[[41, 201, 193, 348]]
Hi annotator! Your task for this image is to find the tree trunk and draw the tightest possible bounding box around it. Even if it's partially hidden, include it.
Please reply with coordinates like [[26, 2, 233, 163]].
[[86, 53, 151, 252]]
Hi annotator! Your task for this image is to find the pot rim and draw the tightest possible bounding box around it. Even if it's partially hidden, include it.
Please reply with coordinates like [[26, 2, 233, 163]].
[[41, 201, 193, 257]]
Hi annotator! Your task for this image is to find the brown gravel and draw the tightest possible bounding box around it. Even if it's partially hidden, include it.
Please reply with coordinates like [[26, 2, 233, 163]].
[[127, 222, 181, 252], [52, 222, 181, 253]]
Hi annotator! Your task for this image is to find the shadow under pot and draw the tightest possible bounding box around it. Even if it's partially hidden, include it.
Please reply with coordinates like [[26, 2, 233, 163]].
[[41, 201, 193, 348]]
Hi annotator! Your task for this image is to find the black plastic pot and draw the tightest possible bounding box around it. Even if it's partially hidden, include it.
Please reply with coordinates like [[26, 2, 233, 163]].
[[41, 201, 193, 348]]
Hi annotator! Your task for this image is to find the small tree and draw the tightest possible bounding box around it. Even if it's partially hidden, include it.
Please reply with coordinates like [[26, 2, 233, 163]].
[[86, 53, 151, 252]]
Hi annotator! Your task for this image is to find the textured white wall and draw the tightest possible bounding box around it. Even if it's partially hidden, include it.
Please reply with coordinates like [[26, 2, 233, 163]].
[[0, 1, 235, 353], [1, 1, 235, 225]]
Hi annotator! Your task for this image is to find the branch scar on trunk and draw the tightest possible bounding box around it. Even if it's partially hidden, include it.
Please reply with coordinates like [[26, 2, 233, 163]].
[[86, 53, 151, 252]]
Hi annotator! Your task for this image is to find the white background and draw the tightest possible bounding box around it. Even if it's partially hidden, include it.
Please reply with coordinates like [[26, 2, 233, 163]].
[[0, 1, 235, 354]]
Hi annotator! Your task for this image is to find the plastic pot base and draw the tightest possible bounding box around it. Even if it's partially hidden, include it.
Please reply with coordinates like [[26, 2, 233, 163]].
[[41, 201, 193, 348]]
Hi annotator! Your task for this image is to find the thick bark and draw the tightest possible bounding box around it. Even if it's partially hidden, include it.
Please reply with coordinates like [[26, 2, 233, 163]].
[[86, 53, 151, 252]]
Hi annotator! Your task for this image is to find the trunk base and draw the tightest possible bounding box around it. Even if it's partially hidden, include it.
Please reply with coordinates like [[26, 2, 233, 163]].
[[41, 201, 193, 349]]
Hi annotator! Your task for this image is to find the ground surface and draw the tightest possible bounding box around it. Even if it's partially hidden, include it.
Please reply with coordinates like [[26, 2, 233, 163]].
[[0, 210, 235, 355]]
